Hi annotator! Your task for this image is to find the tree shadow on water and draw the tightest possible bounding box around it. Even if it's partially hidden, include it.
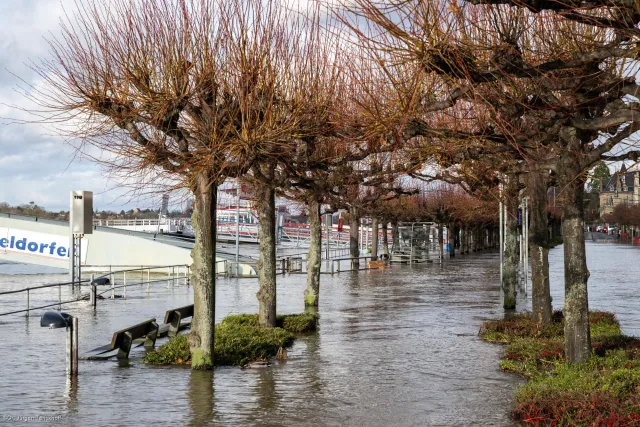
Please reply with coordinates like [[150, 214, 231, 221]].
[[187, 370, 217, 426]]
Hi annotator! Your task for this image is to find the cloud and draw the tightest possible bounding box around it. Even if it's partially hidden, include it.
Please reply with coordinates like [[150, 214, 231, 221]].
[[0, 1, 159, 212]]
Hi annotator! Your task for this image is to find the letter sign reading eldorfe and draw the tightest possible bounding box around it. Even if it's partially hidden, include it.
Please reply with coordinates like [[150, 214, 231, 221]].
[[0, 228, 88, 262]]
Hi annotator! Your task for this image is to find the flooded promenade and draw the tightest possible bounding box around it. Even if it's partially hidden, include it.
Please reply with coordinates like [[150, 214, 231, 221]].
[[0, 242, 637, 426]]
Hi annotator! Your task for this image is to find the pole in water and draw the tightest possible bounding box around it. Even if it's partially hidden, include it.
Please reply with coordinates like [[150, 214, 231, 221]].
[[236, 184, 240, 262], [524, 197, 529, 293], [499, 184, 504, 287]]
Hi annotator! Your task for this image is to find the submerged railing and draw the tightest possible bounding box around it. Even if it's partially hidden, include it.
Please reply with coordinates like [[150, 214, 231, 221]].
[[0, 264, 192, 317]]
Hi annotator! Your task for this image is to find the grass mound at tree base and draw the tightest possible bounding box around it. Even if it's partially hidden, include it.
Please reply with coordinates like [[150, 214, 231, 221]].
[[480, 311, 640, 426], [145, 313, 317, 367]]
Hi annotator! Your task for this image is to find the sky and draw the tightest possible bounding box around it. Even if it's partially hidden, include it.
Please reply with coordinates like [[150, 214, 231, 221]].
[[0, 0, 328, 213], [0, 0, 188, 213], [0, 1, 624, 214]]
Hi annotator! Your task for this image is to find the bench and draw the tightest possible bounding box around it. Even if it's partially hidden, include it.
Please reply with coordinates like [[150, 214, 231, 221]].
[[110, 319, 159, 359], [163, 304, 194, 338]]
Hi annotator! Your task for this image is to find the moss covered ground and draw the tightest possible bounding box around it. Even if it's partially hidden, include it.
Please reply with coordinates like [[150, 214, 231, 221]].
[[480, 311, 640, 425], [145, 313, 317, 367]]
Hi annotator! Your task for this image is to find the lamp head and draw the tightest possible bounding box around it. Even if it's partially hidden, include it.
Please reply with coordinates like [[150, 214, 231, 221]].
[[40, 311, 73, 329]]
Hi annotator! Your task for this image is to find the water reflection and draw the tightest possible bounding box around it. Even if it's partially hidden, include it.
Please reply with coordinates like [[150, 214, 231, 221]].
[[255, 369, 278, 413], [187, 370, 215, 426], [2, 253, 523, 426], [63, 377, 78, 415]]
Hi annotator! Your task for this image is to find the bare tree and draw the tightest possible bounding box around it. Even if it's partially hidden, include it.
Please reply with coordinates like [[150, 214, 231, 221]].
[[346, 0, 640, 363], [21, 0, 340, 366]]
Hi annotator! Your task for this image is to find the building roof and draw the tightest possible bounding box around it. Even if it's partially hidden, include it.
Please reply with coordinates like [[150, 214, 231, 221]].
[[602, 170, 636, 193]]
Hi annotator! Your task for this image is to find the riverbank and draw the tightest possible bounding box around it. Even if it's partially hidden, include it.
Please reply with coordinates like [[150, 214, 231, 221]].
[[480, 311, 640, 425]]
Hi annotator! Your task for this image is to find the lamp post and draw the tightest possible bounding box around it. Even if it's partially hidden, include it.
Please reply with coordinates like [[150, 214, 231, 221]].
[[41, 312, 78, 377]]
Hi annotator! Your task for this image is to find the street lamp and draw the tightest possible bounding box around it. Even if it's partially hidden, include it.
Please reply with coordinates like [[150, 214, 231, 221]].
[[40, 312, 78, 377]]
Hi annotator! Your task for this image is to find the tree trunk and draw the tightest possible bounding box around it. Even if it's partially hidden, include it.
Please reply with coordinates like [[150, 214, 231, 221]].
[[438, 224, 444, 262], [391, 219, 399, 251], [462, 227, 468, 254], [528, 171, 552, 327], [561, 178, 591, 363], [381, 222, 389, 259], [503, 203, 518, 310], [188, 176, 216, 370], [371, 217, 379, 261], [349, 207, 360, 269], [304, 196, 321, 307], [256, 186, 277, 328]]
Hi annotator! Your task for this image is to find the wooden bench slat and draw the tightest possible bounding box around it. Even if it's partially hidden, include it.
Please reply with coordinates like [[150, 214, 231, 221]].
[[110, 318, 157, 349], [163, 304, 194, 324]]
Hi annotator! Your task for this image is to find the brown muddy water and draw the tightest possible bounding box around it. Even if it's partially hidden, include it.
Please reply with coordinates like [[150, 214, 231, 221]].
[[0, 242, 635, 426]]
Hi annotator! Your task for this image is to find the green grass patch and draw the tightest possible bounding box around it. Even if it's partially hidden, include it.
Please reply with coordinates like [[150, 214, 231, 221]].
[[480, 311, 640, 425], [219, 313, 318, 333], [277, 313, 318, 333], [145, 313, 316, 367], [479, 310, 564, 343]]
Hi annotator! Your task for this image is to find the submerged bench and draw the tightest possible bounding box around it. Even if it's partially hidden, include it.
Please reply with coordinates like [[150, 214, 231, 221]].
[[111, 319, 159, 359], [82, 306, 193, 360], [163, 304, 194, 338]]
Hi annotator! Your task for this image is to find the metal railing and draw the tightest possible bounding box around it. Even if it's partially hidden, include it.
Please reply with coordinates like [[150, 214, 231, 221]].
[[330, 256, 376, 274], [0, 264, 194, 317], [0, 280, 91, 317], [89, 264, 191, 300]]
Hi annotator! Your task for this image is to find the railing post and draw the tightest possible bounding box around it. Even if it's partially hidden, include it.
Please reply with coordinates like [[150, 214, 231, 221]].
[[111, 273, 115, 299], [123, 271, 127, 299], [26, 289, 30, 317], [167, 267, 171, 288], [90, 273, 96, 309]]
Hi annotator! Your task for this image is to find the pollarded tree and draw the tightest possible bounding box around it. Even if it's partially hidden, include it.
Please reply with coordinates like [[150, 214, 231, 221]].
[[21, 0, 331, 367], [348, 0, 640, 363], [232, 1, 346, 326]]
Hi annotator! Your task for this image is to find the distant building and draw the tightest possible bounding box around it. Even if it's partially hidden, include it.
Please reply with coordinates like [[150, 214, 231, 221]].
[[599, 164, 640, 216]]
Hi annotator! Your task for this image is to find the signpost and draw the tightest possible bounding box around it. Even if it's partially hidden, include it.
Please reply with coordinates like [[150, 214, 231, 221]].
[[236, 186, 240, 262], [69, 191, 93, 286]]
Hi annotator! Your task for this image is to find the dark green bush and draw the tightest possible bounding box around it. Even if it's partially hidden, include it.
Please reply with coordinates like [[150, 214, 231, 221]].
[[145, 312, 316, 366]]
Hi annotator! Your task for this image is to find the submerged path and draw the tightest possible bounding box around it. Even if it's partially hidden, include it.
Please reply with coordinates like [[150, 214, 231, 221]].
[[0, 251, 550, 425]]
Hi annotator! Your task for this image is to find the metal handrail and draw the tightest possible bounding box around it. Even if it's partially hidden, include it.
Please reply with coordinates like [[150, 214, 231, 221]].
[[92, 264, 190, 280], [0, 264, 193, 318], [330, 256, 375, 274], [0, 280, 90, 296], [0, 297, 90, 317]]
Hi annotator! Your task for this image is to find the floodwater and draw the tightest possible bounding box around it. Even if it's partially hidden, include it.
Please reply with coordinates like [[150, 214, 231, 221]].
[[0, 242, 636, 426]]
